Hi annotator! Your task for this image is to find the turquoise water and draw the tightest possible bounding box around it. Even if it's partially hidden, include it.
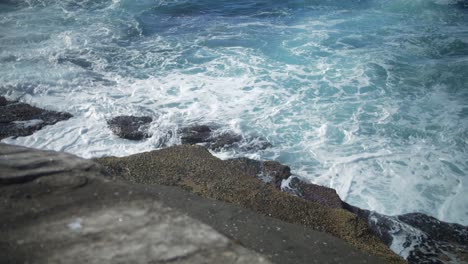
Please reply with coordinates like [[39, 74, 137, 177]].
[[1, 0, 467, 229]]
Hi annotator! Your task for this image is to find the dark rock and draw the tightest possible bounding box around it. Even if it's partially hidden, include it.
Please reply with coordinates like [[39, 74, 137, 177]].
[[178, 124, 272, 152], [398, 213, 468, 263], [398, 213, 468, 245], [207, 132, 243, 150], [456, 1, 468, 9], [365, 212, 397, 247], [94, 145, 403, 263], [270, 172, 468, 264], [1, 102, 48, 123], [0, 96, 10, 106], [0, 97, 72, 140], [262, 161, 291, 187], [225, 158, 291, 188], [179, 125, 212, 144], [58, 57, 93, 69], [288, 177, 343, 209], [360, 211, 468, 264], [107, 115, 152, 140]]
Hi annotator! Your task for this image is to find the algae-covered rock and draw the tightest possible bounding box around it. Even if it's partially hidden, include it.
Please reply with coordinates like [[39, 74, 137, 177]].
[[95, 145, 404, 264]]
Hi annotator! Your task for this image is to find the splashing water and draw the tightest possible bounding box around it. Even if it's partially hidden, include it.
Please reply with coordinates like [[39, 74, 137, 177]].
[[1, 0, 468, 228]]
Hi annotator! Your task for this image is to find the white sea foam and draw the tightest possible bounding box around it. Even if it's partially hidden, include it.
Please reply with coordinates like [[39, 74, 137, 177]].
[[1, 0, 467, 227]]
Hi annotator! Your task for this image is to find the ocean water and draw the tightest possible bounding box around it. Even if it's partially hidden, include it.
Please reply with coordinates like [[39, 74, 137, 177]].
[[1, 0, 467, 231]]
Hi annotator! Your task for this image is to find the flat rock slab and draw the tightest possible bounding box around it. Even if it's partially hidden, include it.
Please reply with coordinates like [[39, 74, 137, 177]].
[[147, 184, 387, 264], [107, 115, 152, 140], [0, 143, 270, 264], [0, 143, 392, 264], [0, 96, 72, 140]]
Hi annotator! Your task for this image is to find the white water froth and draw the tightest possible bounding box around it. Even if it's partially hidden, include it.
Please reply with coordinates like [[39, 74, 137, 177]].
[[1, 0, 467, 226]]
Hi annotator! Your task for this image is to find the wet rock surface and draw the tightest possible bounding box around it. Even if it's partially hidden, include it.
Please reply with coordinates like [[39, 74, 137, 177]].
[[225, 157, 291, 188], [281, 176, 468, 264], [365, 212, 468, 264], [398, 213, 468, 264], [0, 96, 72, 140], [0, 143, 388, 264], [287, 177, 343, 209], [179, 125, 212, 144], [178, 124, 272, 152], [107, 115, 152, 140], [372, 211, 467, 263], [95, 145, 403, 263]]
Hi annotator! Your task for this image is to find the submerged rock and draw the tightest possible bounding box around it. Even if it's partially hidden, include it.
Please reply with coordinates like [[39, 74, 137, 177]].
[[107, 115, 152, 140], [178, 124, 272, 152], [57, 56, 93, 70], [95, 144, 403, 263], [0, 96, 72, 140]]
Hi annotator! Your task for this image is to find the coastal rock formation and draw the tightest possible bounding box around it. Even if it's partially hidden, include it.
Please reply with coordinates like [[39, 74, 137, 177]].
[[365, 212, 468, 264], [0, 143, 268, 264], [107, 115, 152, 140], [179, 124, 272, 151], [96, 144, 467, 264], [0, 96, 72, 140], [281, 176, 468, 264], [286, 177, 344, 209], [1, 143, 389, 264], [95, 144, 403, 263], [225, 157, 291, 188]]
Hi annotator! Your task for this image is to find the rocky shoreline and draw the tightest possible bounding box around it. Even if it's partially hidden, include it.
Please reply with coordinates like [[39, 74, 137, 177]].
[[1, 97, 467, 263]]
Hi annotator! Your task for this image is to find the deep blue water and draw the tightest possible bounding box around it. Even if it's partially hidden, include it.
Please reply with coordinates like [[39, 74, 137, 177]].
[[1, 0, 467, 237]]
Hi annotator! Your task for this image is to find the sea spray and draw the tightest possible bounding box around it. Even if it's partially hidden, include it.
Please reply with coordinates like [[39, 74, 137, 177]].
[[1, 0, 467, 231]]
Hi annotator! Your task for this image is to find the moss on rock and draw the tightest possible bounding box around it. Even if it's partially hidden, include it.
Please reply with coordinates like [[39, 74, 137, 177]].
[[95, 145, 404, 263]]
